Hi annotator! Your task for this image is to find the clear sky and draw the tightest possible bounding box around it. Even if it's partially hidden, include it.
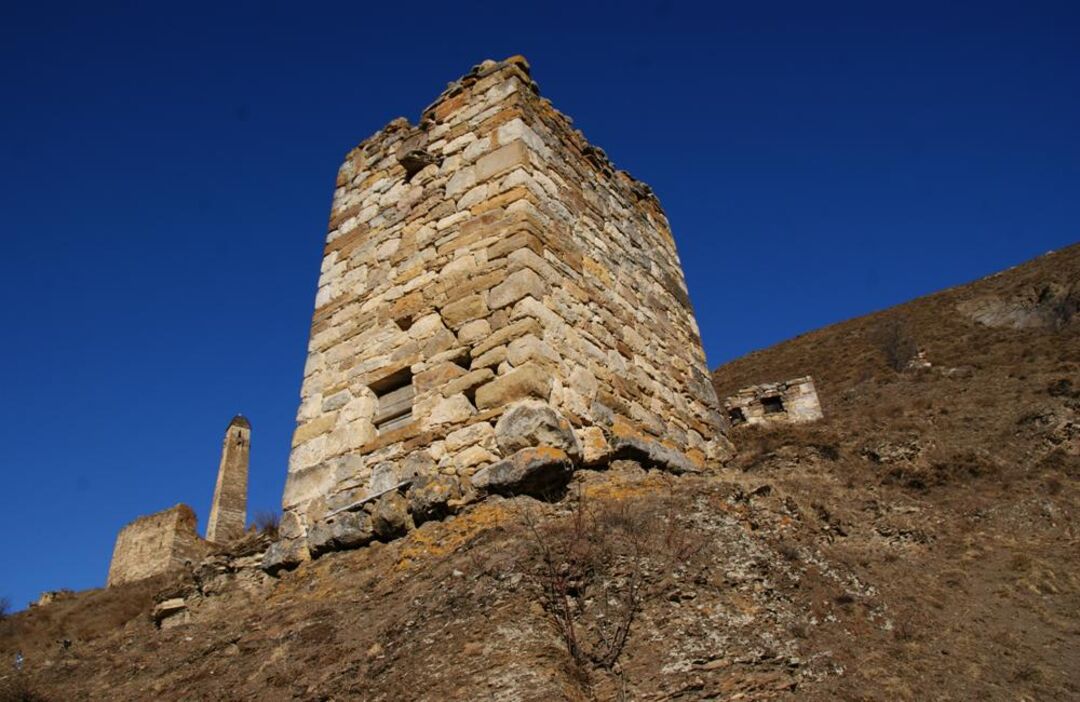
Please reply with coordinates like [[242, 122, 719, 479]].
[[1, 1, 1077, 610]]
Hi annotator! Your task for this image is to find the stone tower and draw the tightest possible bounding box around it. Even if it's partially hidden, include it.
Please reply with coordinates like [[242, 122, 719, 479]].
[[206, 415, 250, 543], [274, 56, 728, 560]]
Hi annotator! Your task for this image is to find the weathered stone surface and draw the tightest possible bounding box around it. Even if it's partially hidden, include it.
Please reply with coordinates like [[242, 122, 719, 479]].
[[262, 538, 309, 575], [474, 364, 552, 410], [372, 492, 410, 539], [494, 400, 580, 459], [406, 474, 462, 522], [489, 268, 546, 310], [152, 598, 188, 630], [107, 504, 208, 587], [471, 446, 573, 497], [308, 511, 374, 557]]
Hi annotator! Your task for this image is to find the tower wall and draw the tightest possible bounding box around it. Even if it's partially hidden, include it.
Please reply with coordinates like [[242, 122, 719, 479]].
[[280, 57, 728, 546], [206, 416, 251, 543]]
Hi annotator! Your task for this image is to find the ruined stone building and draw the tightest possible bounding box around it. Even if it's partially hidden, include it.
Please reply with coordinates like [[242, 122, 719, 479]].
[[107, 417, 251, 585], [724, 376, 823, 428], [272, 56, 729, 566], [107, 504, 206, 587]]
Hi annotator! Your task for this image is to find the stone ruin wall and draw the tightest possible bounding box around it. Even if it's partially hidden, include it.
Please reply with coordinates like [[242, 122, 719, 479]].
[[724, 376, 823, 427], [277, 56, 728, 558], [107, 504, 208, 587]]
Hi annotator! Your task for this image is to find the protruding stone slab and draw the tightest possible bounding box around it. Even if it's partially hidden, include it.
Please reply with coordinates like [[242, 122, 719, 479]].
[[471, 446, 573, 497], [474, 365, 552, 410]]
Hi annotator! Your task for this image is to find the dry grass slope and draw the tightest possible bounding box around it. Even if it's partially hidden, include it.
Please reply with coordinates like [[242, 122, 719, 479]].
[[0, 244, 1075, 701]]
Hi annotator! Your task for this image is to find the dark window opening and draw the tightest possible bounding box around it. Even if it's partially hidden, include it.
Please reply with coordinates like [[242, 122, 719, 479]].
[[761, 395, 785, 415], [728, 408, 746, 426], [394, 316, 413, 332], [371, 367, 414, 433]]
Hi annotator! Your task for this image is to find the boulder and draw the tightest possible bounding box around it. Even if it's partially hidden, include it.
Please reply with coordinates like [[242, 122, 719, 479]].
[[262, 538, 309, 575], [307, 511, 375, 557], [372, 492, 411, 539], [471, 446, 573, 498], [406, 474, 462, 523], [494, 401, 580, 459]]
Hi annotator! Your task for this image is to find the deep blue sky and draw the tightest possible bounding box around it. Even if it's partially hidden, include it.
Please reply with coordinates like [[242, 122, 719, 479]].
[[1, 2, 1077, 609]]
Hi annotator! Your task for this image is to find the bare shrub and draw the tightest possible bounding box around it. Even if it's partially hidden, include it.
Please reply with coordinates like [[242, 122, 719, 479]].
[[0, 597, 9, 620], [874, 318, 919, 372], [251, 511, 280, 539], [522, 492, 707, 671]]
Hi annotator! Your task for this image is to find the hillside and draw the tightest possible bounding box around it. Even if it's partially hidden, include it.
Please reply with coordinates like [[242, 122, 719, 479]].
[[1, 244, 1076, 701]]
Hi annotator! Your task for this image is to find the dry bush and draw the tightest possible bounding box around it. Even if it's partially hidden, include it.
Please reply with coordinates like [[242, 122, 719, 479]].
[[0, 598, 9, 620], [874, 318, 919, 372], [522, 492, 707, 671], [251, 511, 280, 539]]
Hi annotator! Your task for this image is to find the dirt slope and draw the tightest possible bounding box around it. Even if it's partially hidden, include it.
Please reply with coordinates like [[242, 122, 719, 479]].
[[1, 244, 1076, 701]]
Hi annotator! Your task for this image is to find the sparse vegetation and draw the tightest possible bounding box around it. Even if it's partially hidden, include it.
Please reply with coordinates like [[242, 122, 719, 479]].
[[251, 511, 280, 539], [522, 491, 707, 673]]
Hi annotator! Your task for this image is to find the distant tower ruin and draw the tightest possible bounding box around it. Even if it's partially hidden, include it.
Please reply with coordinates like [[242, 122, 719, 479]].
[[206, 415, 251, 543], [271, 56, 729, 566]]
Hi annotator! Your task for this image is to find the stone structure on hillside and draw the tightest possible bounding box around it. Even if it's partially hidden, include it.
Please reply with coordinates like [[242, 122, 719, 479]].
[[724, 376, 823, 428], [207, 415, 251, 543], [107, 504, 207, 586], [107, 417, 251, 586], [270, 56, 729, 570]]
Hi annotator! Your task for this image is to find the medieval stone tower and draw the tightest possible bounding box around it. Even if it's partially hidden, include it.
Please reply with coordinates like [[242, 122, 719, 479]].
[[206, 415, 251, 543], [274, 56, 727, 562]]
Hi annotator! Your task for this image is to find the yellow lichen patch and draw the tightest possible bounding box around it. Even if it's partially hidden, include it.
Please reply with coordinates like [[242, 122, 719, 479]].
[[394, 501, 512, 571]]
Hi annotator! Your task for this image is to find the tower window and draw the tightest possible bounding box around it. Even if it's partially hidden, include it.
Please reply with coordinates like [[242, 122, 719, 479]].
[[371, 367, 414, 432]]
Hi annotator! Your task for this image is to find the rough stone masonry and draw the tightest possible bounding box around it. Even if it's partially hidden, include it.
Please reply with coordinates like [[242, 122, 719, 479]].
[[272, 56, 730, 568]]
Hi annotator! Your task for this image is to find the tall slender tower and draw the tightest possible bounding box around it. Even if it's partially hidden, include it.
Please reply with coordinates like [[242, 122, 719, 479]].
[[206, 415, 250, 543]]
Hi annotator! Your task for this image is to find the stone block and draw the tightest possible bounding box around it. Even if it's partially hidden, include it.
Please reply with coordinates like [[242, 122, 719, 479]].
[[406, 474, 462, 523], [475, 140, 530, 182], [470, 446, 573, 497], [489, 268, 546, 310], [494, 400, 580, 459], [440, 294, 488, 329], [307, 511, 374, 557], [474, 364, 552, 410], [372, 492, 410, 539]]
